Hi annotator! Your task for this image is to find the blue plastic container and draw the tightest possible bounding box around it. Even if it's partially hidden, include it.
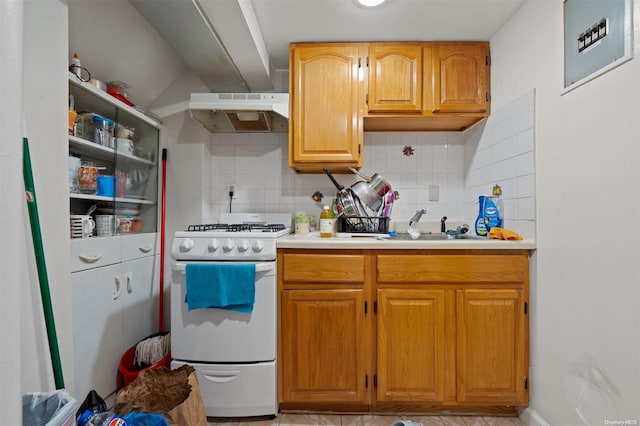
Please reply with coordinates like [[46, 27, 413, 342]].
[[96, 175, 117, 197]]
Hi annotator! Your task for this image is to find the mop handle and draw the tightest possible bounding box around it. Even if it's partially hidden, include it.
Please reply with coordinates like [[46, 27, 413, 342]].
[[159, 148, 167, 332], [23, 138, 65, 389]]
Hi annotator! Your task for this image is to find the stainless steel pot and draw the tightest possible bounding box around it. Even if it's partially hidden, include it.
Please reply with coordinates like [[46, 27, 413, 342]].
[[350, 180, 382, 211], [349, 168, 392, 197], [323, 168, 367, 218]]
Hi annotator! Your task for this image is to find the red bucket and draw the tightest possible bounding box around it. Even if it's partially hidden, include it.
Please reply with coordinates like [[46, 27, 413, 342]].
[[118, 345, 171, 387]]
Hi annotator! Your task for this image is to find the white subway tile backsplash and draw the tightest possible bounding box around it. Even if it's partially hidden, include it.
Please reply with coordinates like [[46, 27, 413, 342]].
[[462, 89, 536, 240], [202, 91, 535, 240], [517, 174, 535, 198]]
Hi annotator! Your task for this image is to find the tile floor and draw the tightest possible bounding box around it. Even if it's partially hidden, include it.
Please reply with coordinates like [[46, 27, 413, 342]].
[[207, 413, 526, 425]]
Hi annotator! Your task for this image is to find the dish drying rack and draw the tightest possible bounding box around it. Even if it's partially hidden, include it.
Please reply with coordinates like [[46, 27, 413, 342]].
[[337, 216, 390, 235]]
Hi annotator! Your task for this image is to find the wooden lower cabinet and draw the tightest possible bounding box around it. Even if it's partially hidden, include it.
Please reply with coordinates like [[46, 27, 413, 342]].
[[376, 289, 449, 403], [280, 289, 367, 403], [456, 289, 528, 404], [278, 249, 530, 413]]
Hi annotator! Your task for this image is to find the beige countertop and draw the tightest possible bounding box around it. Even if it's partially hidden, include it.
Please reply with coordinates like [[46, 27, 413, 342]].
[[277, 231, 536, 250]]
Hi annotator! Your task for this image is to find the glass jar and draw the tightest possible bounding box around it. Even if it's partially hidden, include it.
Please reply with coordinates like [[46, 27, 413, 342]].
[[77, 162, 98, 194]]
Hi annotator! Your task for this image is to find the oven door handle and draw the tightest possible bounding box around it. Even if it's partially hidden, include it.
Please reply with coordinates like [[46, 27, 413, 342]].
[[171, 262, 275, 274]]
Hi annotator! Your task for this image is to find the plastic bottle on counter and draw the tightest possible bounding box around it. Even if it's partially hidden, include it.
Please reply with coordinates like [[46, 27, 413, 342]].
[[77, 410, 128, 426], [319, 205, 334, 238], [330, 198, 339, 234]]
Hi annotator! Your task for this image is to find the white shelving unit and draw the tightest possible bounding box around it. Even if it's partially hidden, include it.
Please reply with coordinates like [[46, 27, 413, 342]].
[[68, 74, 163, 401]]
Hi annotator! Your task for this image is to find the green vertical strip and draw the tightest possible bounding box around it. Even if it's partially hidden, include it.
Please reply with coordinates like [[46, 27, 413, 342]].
[[23, 137, 65, 390]]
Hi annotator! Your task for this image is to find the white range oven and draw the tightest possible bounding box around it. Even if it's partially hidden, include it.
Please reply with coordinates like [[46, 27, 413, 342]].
[[170, 213, 290, 418]]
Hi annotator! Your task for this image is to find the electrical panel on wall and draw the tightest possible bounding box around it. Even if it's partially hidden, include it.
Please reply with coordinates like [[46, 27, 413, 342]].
[[563, 0, 632, 91]]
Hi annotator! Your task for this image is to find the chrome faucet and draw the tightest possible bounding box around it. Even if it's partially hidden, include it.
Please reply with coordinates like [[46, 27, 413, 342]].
[[407, 209, 426, 240], [409, 209, 427, 228]]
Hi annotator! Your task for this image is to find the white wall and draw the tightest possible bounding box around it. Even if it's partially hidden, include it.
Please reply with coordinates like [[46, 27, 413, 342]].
[[1, 1, 26, 424], [22, 0, 72, 393], [491, 1, 640, 424]]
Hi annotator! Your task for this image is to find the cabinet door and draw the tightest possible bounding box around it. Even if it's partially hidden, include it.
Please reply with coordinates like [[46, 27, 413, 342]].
[[368, 44, 422, 113], [120, 255, 159, 349], [456, 289, 528, 404], [377, 289, 447, 402], [289, 44, 363, 171], [432, 44, 489, 113], [71, 263, 126, 400], [280, 289, 367, 403]]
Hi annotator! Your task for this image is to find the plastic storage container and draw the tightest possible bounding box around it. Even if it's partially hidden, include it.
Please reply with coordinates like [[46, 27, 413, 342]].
[[92, 115, 115, 147]]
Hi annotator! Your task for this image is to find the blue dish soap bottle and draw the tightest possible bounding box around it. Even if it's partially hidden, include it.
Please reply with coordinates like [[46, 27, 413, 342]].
[[475, 195, 489, 237], [475, 184, 503, 237]]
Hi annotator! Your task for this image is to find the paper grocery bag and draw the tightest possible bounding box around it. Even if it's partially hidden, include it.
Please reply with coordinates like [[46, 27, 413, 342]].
[[115, 365, 207, 426]]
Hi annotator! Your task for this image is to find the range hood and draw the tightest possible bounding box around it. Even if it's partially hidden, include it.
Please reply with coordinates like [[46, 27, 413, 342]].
[[189, 93, 289, 133]]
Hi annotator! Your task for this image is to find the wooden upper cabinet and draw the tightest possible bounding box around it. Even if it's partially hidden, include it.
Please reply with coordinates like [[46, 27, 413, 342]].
[[432, 43, 490, 113], [289, 43, 364, 172], [367, 44, 422, 113]]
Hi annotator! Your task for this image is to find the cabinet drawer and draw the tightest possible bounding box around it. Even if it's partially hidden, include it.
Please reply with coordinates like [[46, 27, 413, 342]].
[[377, 254, 528, 284], [71, 237, 121, 272], [282, 254, 366, 284], [121, 233, 158, 261]]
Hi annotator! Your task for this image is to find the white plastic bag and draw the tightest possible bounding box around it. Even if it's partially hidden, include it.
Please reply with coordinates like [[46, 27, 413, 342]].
[[22, 390, 78, 426]]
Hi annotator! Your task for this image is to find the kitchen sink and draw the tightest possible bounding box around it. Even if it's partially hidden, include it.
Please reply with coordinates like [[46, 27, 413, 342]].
[[391, 232, 487, 241]]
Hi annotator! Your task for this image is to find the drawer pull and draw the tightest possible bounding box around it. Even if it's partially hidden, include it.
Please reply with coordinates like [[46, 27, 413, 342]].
[[79, 253, 103, 263], [202, 370, 241, 383], [138, 245, 153, 253]]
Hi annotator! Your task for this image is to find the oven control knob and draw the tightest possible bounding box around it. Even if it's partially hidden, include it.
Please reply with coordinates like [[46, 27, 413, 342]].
[[223, 239, 235, 252], [208, 239, 220, 252], [253, 240, 265, 252], [237, 239, 250, 252], [179, 238, 194, 252]]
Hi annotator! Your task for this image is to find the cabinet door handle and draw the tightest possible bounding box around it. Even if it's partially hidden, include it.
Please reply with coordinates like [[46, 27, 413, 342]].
[[138, 245, 153, 253], [113, 276, 121, 299], [126, 272, 133, 293], [79, 253, 103, 263]]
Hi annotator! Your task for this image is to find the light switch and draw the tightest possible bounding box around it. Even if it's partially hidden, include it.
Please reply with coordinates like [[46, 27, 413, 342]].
[[428, 184, 439, 202]]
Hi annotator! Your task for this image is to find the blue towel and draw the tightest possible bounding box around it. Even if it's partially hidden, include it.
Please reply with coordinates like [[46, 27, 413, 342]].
[[185, 263, 256, 313]]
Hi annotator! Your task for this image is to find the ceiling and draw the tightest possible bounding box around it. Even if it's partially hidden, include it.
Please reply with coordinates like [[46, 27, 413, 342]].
[[131, 0, 526, 94]]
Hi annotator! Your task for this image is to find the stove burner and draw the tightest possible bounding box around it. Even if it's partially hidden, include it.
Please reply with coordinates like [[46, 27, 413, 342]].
[[186, 223, 287, 233]]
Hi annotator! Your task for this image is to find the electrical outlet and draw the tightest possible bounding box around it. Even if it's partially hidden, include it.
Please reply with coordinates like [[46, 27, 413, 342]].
[[228, 184, 236, 199], [428, 184, 439, 202]]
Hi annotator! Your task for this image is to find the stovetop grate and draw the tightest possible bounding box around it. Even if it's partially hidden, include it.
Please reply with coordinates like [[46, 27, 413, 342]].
[[186, 223, 287, 233]]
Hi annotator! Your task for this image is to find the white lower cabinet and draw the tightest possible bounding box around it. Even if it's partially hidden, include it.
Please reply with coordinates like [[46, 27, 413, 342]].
[[71, 234, 158, 400]]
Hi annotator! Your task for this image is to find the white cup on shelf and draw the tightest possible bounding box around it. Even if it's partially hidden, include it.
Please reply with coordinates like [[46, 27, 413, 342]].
[[95, 215, 120, 237], [70, 215, 95, 238]]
